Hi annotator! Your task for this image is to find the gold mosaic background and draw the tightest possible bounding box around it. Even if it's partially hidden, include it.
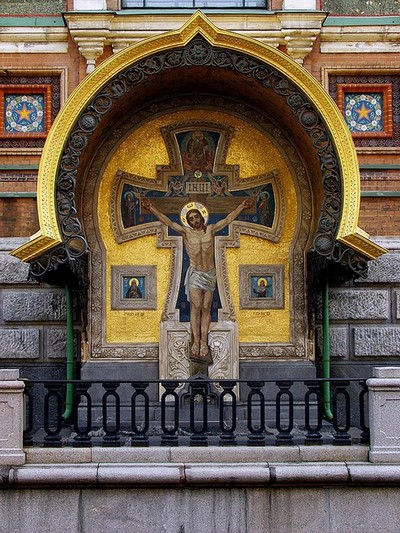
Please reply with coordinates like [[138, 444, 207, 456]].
[[98, 110, 296, 344]]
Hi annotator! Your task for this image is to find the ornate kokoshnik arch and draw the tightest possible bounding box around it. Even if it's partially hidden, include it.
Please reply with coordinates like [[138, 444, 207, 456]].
[[11, 10, 386, 276]]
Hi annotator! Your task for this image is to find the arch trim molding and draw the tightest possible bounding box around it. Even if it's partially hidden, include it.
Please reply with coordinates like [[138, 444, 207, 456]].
[[12, 10, 385, 262]]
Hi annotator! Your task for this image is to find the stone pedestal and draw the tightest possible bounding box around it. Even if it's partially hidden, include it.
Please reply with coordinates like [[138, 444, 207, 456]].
[[0, 369, 25, 465], [368, 367, 400, 463], [159, 320, 239, 383]]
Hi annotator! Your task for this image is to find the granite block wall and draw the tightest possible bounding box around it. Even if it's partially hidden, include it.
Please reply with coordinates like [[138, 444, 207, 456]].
[[316, 239, 400, 378], [0, 485, 399, 533], [0, 238, 74, 380]]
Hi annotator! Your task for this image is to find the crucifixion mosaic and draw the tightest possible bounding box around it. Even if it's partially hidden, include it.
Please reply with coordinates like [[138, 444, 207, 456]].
[[111, 121, 284, 365]]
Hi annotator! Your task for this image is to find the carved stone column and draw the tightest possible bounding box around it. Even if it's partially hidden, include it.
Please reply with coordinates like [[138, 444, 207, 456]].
[[76, 37, 107, 73]]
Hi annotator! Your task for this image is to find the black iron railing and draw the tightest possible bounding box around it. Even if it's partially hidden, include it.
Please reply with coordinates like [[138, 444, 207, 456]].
[[23, 378, 369, 447]]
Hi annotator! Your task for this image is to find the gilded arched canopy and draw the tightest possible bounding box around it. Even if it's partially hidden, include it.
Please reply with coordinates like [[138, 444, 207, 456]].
[[12, 11, 385, 285]]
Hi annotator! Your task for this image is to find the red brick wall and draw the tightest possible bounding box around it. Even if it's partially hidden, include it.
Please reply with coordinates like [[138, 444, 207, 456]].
[[0, 198, 39, 237], [360, 198, 400, 237]]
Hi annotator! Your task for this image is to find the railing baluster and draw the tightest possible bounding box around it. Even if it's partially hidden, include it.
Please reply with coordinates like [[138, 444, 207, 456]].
[[189, 381, 208, 447], [219, 381, 237, 446], [21, 377, 371, 449], [131, 381, 150, 447], [102, 382, 121, 447], [332, 380, 351, 446], [160, 381, 180, 446], [275, 381, 294, 446], [73, 381, 92, 448], [247, 381, 265, 446], [359, 380, 370, 445], [304, 380, 323, 445], [23, 381, 34, 447], [43, 382, 63, 448]]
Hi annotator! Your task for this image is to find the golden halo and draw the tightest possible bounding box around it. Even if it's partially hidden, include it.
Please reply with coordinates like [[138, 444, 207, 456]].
[[129, 277, 139, 287], [180, 202, 209, 228], [257, 277, 268, 287]]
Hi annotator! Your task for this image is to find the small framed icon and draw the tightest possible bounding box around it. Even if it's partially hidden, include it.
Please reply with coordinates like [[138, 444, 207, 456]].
[[111, 265, 157, 310], [239, 264, 284, 309]]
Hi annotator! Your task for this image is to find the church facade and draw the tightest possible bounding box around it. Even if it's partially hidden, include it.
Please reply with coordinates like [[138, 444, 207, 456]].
[[1, 0, 399, 385], [1, 1, 400, 531]]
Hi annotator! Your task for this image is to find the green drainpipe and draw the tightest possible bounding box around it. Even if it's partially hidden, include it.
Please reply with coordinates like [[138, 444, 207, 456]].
[[322, 279, 333, 421], [62, 282, 74, 421]]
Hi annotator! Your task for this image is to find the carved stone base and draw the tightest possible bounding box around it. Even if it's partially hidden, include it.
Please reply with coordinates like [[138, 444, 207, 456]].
[[159, 320, 239, 382], [208, 322, 239, 381], [159, 320, 190, 382]]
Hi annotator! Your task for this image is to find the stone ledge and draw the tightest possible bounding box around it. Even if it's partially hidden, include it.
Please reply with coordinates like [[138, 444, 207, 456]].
[[25, 445, 369, 465], [6, 460, 400, 488], [350, 463, 400, 482], [270, 462, 349, 485]]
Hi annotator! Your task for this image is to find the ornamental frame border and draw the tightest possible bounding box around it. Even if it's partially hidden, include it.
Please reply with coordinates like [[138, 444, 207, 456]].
[[0, 84, 53, 139], [239, 264, 284, 310], [111, 265, 157, 310], [336, 83, 393, 139]]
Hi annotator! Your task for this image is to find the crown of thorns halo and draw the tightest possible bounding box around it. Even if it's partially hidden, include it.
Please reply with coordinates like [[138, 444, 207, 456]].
[[180, 202, 209, 228]]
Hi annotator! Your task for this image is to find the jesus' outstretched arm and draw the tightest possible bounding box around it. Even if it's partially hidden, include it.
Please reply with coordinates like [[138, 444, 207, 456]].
[[211, 197, 255, 234], [142, 198, 184, 235]]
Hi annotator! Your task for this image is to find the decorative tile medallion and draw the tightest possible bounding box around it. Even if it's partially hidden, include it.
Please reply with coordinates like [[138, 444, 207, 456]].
[[0, 84, 52, 140], [336, 83, 393, 139], [344, 92, 383, 133], [5, 94, 45, 134]]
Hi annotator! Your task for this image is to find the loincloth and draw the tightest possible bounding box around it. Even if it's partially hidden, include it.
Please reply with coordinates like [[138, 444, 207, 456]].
[[184, 266, 217, 302]]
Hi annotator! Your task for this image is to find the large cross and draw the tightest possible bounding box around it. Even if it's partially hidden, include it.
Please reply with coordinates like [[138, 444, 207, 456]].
[[113, 121, 281, 326], [116, 122, 279, 232]]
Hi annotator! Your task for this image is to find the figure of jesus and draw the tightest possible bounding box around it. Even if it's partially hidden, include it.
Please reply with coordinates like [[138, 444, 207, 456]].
[[142, 197, 254, 364]]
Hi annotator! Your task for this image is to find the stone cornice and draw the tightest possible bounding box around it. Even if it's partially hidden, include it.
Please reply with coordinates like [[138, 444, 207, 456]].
[[321, 24, 400, 53], [64, 10, 327, 71], [0, 26, 68, 53]]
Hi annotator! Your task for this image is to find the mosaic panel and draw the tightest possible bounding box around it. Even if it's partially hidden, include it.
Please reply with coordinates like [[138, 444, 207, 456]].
[[337, 83, 392, 139], [0, 75, 60, 149], [111, 265, 157, 310], [239, 264, 284, 310], [3, 91, 47, 137], [0, 1, 65, 15], [321, 0, 400, 15], [329, 74, 400, 148]]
